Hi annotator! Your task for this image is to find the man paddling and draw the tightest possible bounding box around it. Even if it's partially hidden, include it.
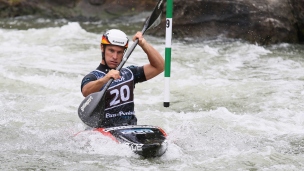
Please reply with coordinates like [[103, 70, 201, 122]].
[[80, 29, 164, 128]]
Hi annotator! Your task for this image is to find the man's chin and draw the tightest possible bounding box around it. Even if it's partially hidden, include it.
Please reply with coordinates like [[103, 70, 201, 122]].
[[108, 64, 117, 69]]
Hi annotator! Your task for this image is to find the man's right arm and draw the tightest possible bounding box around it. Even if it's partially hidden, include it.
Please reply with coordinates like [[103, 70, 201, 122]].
[[81, 77, 109, 97], [81, 70, 121, 97]]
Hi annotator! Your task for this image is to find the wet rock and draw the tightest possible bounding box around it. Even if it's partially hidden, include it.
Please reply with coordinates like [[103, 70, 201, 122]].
[[0, 0, 303, 45], [150, 0, 304, 45], [290, 0, 304, 42], [88, 0, 105, 6], [0, 0, 36, 18], [0, 0, 156, 19]]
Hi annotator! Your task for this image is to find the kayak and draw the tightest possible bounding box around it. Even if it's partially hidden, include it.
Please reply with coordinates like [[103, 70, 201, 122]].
[[95, 125, 168, 158], [77, 125, 168, 158]]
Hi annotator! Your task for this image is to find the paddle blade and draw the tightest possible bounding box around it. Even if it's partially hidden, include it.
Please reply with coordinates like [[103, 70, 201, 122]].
[[78, 92, 105, 127], [143, 0, 164, 32]]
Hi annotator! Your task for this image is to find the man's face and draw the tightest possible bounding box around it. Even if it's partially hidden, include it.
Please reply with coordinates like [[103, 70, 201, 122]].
[[101, 44, 125, 69]]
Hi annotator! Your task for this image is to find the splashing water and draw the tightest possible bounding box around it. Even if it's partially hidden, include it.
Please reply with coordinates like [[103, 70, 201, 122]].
[[1, 19, 304, 170]]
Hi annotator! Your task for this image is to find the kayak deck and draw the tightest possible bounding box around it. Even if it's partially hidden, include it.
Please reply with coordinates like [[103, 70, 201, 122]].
[[94, 125, 168, 158]]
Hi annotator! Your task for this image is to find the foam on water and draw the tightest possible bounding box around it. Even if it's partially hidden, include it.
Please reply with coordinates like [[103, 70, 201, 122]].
[[1, 22, 304, 170]]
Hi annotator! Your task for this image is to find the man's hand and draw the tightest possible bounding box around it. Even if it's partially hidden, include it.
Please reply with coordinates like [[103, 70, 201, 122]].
[[81, 69, 121, 97], [133, 32, 146, 47], [132, 31, 164, 81], [105, 69, 121, 80]]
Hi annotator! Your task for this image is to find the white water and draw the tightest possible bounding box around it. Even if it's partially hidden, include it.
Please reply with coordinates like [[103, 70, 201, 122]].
[[1, 21, 304, 170]]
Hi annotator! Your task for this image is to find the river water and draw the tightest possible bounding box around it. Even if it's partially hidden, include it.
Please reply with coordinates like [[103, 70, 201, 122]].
[[1, 16, 304, 170]]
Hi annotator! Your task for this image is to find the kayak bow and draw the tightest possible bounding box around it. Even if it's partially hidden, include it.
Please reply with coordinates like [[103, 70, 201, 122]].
[[94, 125, 168, 158]]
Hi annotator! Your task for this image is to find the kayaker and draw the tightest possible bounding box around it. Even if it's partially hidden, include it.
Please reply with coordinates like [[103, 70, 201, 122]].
[[80, 29, 164, 127]]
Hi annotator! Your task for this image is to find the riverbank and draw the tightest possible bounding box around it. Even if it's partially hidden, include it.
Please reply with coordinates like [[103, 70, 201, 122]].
[[1, 0, 303, 45]]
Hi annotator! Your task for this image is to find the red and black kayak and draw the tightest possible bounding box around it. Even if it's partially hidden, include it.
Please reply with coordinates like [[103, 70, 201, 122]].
[[95, 125, 167, 157], [77, 125, 168, 158]]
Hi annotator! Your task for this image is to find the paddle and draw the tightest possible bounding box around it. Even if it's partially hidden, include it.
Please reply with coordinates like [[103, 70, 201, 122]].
[[78, 0, 164, 128]]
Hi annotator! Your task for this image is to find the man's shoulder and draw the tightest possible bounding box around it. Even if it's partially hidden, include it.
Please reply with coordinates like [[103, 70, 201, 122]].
[[90, 69, 106, 78], [126, 65, 138, 69], [125, 65, 146, 83], [126, 65, 141, 72]]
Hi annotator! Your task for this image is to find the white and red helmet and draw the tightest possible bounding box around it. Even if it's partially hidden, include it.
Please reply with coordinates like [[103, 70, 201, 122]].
[[101, 29, 129, 48]]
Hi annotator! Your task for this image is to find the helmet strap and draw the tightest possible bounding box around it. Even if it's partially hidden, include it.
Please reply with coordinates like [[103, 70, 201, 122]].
[[102, 45, 110, 69]]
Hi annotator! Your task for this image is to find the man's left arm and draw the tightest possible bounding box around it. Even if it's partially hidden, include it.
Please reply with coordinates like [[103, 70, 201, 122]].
[[133, 32, 165, 80]]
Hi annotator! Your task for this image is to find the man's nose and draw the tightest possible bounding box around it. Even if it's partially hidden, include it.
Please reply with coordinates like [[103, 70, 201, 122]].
[[112, 52, 118, 59]]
